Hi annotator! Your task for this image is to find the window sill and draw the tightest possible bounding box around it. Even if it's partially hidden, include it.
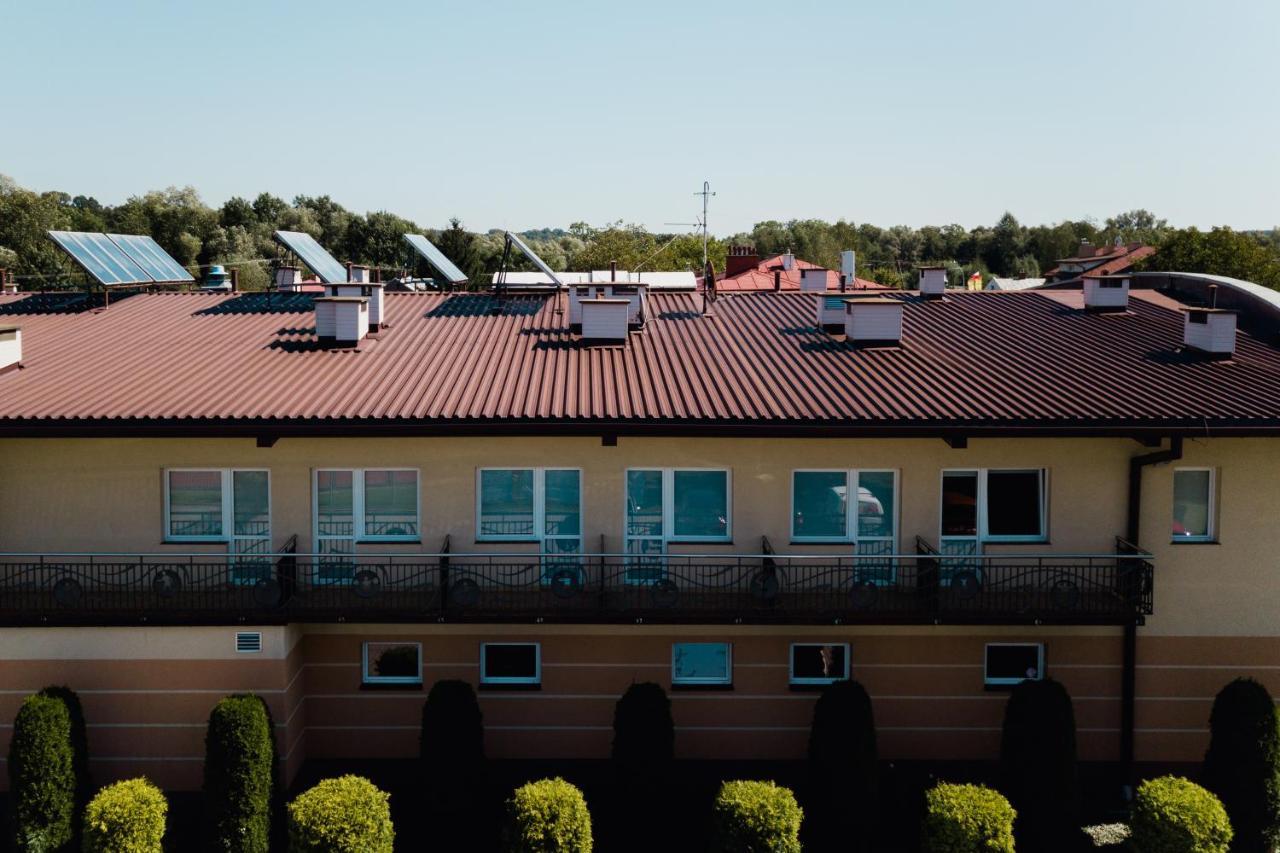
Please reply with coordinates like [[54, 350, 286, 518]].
[[981, 539, 1050, 546], [356, 539, 422, 545], [478, 682, 542, 692], [360, 681, 423, 692], [162, 538, 227, 545], [1170, 539, 1218, 546], [474, 539, 540, 545], [788, 681, 848, 693], [671, 683, 734, 692]]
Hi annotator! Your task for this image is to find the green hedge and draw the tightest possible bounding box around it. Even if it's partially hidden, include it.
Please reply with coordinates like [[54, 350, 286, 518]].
[[9, 693, 77, 853], [999, 677, 1078, 851], [82, 778, 167, 853], [710, 780, 802, 853], [1131, 776, 1231, 853], [287, 775, 394, 853], [202, 694, 276, 853], [921, 783, 1016, 853], [611, 682, 674, 778], [503, 777, 593, 852], [1202, 678, 1280, 853]]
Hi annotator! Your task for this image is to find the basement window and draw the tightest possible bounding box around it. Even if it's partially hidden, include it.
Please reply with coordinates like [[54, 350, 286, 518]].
[[362, 641, 422, 686], [984, 643, 1045, 687], [480, 642, 541, 687], [789, 643, 850, 686], [1172, 468, 1215, 542], [672, 642, 733, 687]]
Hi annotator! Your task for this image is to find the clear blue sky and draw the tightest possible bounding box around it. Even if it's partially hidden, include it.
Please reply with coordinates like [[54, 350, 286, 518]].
[[2, 0, 1277, 235]]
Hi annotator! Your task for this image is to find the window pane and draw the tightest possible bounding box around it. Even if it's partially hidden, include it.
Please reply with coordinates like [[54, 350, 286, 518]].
[[232, 471, 270, 538], [626, 470, 664, 537], [791, 644, 848, 682], [365, 642, 421, 682], [941, 472, 978, 537], [673, 643, 731, 684], [857, 471, 895, 539], [364, 470, 418, 537], [673, 470, 728, 538], [316, 470, 354, 538], [793, 472, 847, 538], [483, 644, 539, 681], [1173, 470, 1211, 539], [480, 469, 534, 537], [987, 471, 1043, 537], [544, 470, 581, 537], [168, 470, 223, 537]]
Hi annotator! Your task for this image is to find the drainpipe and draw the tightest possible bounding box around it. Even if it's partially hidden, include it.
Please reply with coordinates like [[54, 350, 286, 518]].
[[1121, 436, 1183, 784]]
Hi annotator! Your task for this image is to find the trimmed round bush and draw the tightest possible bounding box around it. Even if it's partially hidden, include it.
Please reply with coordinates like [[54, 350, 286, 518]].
[[503, 777, 593, 852], [611, 682, 674, 777], [711, 780, 803, 853], [82, 778, 167, 853], [1202, 678, 1280, 853], [921, 783, 1016, 853], [1131, 776, 1231, 853], [420, 679, 485, 767], [1000, 677, 1078, 851], [287, 775, 393, 853], [9, 693, 76, 853], [202, 694, 276, 853]]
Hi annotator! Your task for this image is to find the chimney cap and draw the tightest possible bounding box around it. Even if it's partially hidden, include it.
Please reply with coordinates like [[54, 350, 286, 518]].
[[1179, 306, 1237, 315], [314, 295, 368, 303]]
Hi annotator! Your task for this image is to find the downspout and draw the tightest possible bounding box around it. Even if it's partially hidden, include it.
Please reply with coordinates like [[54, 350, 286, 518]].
[[1122, 436, 1182, 784]]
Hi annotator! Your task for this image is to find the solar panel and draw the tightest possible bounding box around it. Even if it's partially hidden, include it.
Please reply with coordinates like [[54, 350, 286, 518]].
[[108, 234, 194, 283], [273, 230, 348, 284], [403, 234, 468, 284], [504, 231, 564, 288], [47, 231, 153, 286]]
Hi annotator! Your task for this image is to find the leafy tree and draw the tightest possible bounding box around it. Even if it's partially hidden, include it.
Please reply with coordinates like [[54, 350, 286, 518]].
[[1103, 208, 1170, 246], [1137, 226, 1280, 290]]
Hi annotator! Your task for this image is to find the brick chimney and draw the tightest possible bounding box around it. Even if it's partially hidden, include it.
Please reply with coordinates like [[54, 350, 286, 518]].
[[724, 245, 759, 278]]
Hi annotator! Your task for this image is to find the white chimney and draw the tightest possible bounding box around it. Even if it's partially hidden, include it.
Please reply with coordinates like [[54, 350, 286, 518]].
[[570, 284, 646, 327], [782, 253, 795, 271], [0, 325, 21, 372], [1082, 274, 1130, 311], [315, 296, 369, 346], [580, 298, 631, 343], [799, 268, 828, 293], [841, 250, 856, 285], [919, 266, 947, 299], [275, 266, 302, 291], [348, 265, 371, 284], [1182, 308, 1237, 358], [844, 297, 904, 345], [326, 283, 384, 330]]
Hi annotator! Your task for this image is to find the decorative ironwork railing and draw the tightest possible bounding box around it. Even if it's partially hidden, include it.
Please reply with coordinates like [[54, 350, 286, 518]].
[[0, 537, 1153, 626]]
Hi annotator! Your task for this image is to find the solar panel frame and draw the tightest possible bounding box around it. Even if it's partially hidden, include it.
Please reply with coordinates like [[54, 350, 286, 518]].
[[107, 234, 194, 283], [403, 234, 468, 284], [47, 231, 154, 286], [504, 231, 564, 288], [273, 230, 348, 284]]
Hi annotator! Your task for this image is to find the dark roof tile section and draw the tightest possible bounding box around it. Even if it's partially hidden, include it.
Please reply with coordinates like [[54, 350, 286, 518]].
[[2, 289, 1280, 432]]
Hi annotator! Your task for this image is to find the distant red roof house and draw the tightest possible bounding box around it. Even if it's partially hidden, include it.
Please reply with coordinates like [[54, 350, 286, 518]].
[[709, 246, 887, 292], [1045, 240, 1156, 282]]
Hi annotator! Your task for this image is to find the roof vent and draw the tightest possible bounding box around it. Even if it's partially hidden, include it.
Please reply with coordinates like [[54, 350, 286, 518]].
[[799, 267, 827, 293], [315, 296, 369, 346], [275, 265, 302, 291], [1, 270, 16, 294], [569, 284, 647, 327], [782, 252, 795, 271], [0, 325, 21, 373], [1182, 307, 1237, 358], [844, 296, 904, 345], [580, 298, 631, 343], [325, 283, 384, 331], [1082, 274, 1129, 311], [817, 295, 848, 332], [919, 266, 947, 299], [347, 263, 371, 284], [235, 631, 262, 653]]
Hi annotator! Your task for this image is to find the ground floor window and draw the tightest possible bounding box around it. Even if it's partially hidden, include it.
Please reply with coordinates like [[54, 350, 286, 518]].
[[1172, 468, 1215, 542], [362, 641, 422, 686], [480, 642, 541, 686], [984, 643, 1045, 687], [789, 643, 850, 686], [672, 642, 732, 687]]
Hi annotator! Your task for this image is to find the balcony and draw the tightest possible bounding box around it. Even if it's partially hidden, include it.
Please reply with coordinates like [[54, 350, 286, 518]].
[[0, 537, 1153, 627]]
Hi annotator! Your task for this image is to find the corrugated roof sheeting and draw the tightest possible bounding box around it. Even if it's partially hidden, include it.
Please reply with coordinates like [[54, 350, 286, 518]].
[[2, 289, 1280, 428]]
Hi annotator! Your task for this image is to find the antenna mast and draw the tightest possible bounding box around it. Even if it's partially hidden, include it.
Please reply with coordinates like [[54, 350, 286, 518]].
[[694, 180, 715, 268]]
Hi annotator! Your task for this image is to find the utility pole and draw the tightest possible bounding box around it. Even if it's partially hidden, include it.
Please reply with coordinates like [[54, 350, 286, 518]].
[[694, 181, 715, 268]]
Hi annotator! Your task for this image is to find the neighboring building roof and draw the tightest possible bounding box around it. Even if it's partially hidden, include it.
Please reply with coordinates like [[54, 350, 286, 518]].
[[715, 254, 887, 293], [489, 271, 696, 290], [1046, 243, 1156, 280], [986, 277, 1046, 291], [3, 288, 1280, 436]]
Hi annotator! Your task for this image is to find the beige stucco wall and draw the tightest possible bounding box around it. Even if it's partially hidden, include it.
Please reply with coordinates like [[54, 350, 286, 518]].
[[0, 434, 1275, 636]]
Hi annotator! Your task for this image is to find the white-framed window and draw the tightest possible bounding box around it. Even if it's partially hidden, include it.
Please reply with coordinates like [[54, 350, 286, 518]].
[[313, 469, 420, 555], [362, 641, 423, 686], [625, 468, 731, 555], [789, 643, 850, 686], [480, 642, 541, 686], [164, 469, 271, 556], [984, 643, 1045, 687], [791, 469, 898, 546], [941, 469, 1047, 544], [476, 468, 582, 555], [672, 642, 733, 687], [1172, 468, 1215, 542]]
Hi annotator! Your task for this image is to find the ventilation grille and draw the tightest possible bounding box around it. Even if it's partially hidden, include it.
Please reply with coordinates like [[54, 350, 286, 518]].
[[235, 632, 263, 653]]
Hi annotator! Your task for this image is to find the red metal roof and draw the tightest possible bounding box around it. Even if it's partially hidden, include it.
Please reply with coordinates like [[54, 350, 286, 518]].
[[715, 254, 887, 292], [2, 288, 1280, 434], [1046, 244, 1156, 279]]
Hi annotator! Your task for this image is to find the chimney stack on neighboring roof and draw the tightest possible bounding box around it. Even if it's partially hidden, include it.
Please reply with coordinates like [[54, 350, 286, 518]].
[[724, 245, 759, 278], [841, 250, 856, 290], [844, 296, 904, 345], [1082, 274, 1130, 312], [919, 266, 947, 299], [1, 270, 16, 294], [348, 264, 370, 284], [782, 252, 795, 271], [315, 296, 370, 347], [275, 266, 302, 291], [799, 267, 827, 293], [0, 325, 21, 372], [1076, 240, 1096, 259]]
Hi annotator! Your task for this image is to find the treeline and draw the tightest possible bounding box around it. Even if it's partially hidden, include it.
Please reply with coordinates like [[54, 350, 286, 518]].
[[2, 174, 1278, 291]]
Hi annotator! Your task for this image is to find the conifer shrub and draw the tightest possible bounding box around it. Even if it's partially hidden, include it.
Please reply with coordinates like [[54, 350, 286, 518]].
[[37, 686, 91, 823], [81, 778, 167, 853], [420, 679, 485, 769], [710, 780, 803, 853], [286, 775, 393, 853], [1130, 776, 1231, 853], [201, 694, 276, 853], [610, 682, 674, 778], [9, 693, 76, 853], [502, 777, 593, 853], [1201, 678, 1280, 853], [999, 677, 1078, 851], [921, 783, 1016, 853], [808, 678, 878, 806]]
